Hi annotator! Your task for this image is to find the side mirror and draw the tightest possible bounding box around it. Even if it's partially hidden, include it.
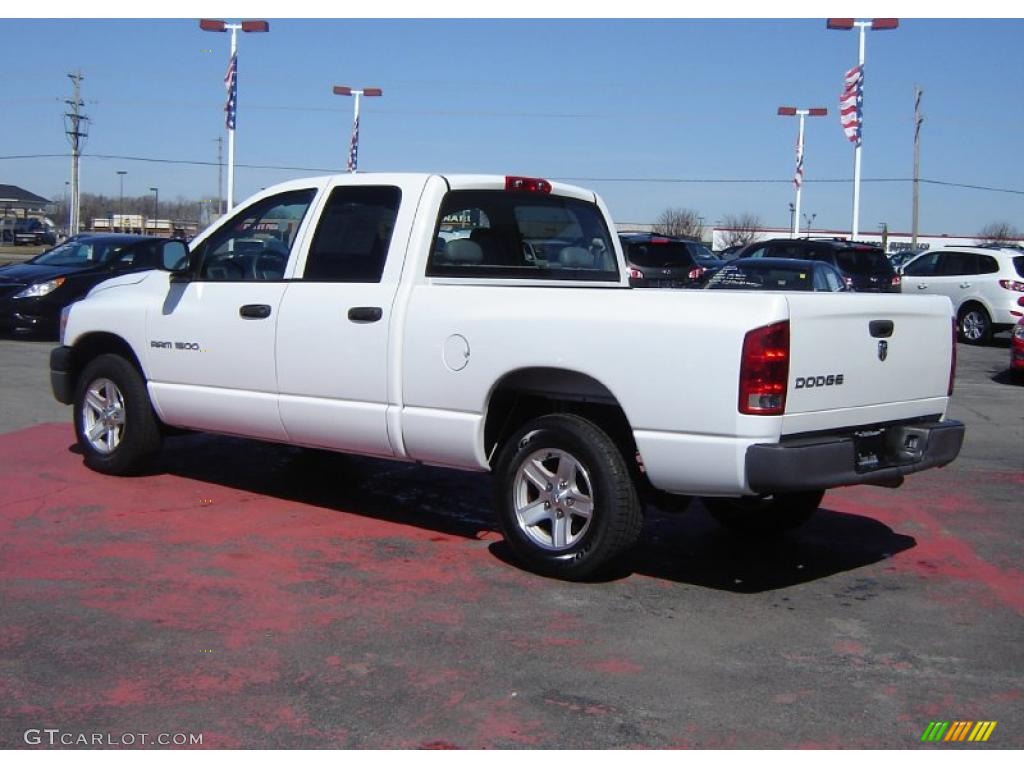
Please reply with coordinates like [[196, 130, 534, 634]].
[[160, 240, 191, 278]]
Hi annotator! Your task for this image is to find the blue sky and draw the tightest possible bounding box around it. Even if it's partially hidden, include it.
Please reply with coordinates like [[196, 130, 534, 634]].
[[2, 15, 1022, 237]]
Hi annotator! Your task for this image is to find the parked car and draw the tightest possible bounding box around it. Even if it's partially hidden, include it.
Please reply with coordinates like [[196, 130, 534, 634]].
[[617, 232, 705, 288], [1011, 297, 1024, 381], [704, 257, 849, 292], [715, 244, 745, 260], [900, 246, 1024, 344], [1, 217, 57, 246], [888, 250, 922, 270], [0, 234, 173, 337], [733, 238, 900, 292]]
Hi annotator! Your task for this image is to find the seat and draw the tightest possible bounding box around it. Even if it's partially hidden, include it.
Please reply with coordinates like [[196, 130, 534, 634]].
[[443, 239, 484, 265], [558, 246, 594, 269]]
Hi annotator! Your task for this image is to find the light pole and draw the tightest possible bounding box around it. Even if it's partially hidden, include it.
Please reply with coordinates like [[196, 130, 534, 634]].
[[827, 17, 899, 239], [200, 18, 269, 211], [116, 170, 126, 232], [150, 187, 159, 234], [788, 203, 796, 237], [777, 106, 827, 239], [332, 86, 383, 172], [803, 212, 817, 233]]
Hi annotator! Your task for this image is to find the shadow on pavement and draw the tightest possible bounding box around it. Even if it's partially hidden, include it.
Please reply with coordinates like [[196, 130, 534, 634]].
[[67, 430, 917, 591]]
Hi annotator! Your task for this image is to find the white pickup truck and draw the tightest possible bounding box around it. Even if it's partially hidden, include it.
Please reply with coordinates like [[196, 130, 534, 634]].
[[50, 173, 964, 578]]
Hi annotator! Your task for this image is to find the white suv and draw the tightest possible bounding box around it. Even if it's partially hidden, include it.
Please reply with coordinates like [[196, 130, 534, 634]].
[[901, 246, 1024, 344]]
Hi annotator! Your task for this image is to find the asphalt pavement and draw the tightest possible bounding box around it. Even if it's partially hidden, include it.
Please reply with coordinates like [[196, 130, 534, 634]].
[[0, 334, 1021, 749]]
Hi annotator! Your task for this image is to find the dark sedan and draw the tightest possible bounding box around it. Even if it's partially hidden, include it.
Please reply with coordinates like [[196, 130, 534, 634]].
[[0, 234, 171, 337], [704, 257, 850, 291]]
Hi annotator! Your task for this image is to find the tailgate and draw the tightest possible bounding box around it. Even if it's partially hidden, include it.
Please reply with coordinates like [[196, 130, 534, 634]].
[[783, 293, 953, 431]]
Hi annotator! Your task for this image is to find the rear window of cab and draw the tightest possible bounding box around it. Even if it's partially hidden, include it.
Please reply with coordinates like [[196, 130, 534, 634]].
[[427, 190, 619, 281]]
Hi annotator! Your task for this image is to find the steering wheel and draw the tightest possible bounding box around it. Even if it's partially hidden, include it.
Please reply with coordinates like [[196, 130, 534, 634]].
[[252, 250, 287, 280]]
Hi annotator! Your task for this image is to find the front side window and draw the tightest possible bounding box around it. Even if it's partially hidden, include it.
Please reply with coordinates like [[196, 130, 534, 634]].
[[303, 186, 401, 282], [196, 189, 316, 281], [427, 191, 618, 281], [903, 252, 940, 276]]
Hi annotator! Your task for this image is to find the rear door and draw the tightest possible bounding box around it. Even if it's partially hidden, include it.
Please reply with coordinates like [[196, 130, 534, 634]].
[[275, 177, 422, 457]]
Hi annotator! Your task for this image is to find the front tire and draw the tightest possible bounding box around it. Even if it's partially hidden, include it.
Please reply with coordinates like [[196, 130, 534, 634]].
[[73, 353, 162, 475], [703, 490, 824, 535], [958, 305, 992, 345], [493, 414, 643, 580]]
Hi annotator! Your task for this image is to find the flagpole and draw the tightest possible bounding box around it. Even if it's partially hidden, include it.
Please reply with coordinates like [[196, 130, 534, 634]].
[[227, 26, 237, 210], [794, 112, 806, 238], [851, 23, 866, 239], [349, 91, 361, 173]]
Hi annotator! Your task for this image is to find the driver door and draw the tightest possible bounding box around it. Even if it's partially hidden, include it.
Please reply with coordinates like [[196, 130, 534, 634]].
[[145, 187, 319, 440]]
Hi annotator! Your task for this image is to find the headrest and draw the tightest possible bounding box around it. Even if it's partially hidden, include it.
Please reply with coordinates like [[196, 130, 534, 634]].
[[444, 239, 484, 264], [559, 246, 593, 268]]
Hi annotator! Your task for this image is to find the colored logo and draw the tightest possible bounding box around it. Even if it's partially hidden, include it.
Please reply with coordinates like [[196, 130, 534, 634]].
[[921, 721, 997, 742]]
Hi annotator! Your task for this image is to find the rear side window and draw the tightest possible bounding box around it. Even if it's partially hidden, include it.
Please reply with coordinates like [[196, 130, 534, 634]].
[[938, 251, 977, 276], [834, 247, 893, 275], [303, 186, 401, 282], [706, 262, 812, 290], [427, 190, 618, 281], [623, 241, 697, 269], [1011, 256, 1024, 278]]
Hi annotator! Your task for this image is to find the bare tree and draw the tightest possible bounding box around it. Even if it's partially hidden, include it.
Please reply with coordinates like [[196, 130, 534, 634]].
[[976, 221, 1021, 245], [655, 207, 703, 240], [718, 213, 765, 247]]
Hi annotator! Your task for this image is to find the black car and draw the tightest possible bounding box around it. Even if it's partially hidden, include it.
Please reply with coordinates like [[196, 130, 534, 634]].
[[0, 234, 172, 337], [733, 238, 899, 292], [618, 232, 706, 288], [704, 257, 849, 292]]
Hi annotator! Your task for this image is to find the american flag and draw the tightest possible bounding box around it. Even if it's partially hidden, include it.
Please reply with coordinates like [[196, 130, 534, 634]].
[[224, 53, 237, 130], [347, 115, 359, 172], [839, 64, 863, 145], [793, 139, 804, 190]]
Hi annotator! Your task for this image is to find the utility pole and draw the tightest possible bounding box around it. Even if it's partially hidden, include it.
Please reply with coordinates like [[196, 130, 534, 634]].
[[912, 86, 923, 249], [64, 71, 89, 236]]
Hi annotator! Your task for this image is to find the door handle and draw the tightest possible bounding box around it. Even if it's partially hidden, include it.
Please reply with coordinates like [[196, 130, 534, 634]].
[[916, 284, 928, 289], [239, 304, 272, 319], [348, 306, 383, 323], [959, 283, 971, 289]]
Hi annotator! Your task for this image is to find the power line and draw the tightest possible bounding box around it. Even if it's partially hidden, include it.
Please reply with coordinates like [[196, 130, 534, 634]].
[[3, 151, 1022, 196]]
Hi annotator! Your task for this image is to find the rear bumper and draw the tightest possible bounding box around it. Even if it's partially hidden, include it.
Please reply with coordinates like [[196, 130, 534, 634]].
[[746, 419, 965, 494], [50, 345, 75, 404]]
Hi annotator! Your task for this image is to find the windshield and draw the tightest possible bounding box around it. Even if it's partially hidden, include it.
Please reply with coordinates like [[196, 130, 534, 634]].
[[834, 247, 893, 275], [705, 262, 812, 290], [31, 241, 122, 267], [624, 242, 697, 269]]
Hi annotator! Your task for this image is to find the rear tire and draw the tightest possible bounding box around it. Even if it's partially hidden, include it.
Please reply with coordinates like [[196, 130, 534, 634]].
[[957, 304, 992, 345], [493, 414, 643, 580], [73, 353, 162, 475], [703, 490, 824, 536]]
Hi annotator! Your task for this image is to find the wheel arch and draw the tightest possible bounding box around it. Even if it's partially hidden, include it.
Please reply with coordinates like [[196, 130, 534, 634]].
[[482, 366, 637, 467], [68, 332, 148, 396]]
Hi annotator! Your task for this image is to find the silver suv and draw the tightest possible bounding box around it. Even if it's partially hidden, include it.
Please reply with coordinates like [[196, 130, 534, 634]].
[[901, 246, 1024, 344]]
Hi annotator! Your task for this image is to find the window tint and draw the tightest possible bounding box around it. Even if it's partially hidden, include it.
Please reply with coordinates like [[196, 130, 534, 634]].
[[938, 251, 977, 276], [110, 242, 160, 270], [705, 262, 812, 290], [978, 254, 1000, 275], [1014, 256, 1024, 279], [903, 252, 940, 276], [834, 247, 893, 275], [823, 266, 843, 291], [812, 265, 830, 291], [427, 191, 618, 281], [303, 186, 401, 282], [197, 189, 316, 281], [741, 244, 770, 259], [766, 242, 806, 260]]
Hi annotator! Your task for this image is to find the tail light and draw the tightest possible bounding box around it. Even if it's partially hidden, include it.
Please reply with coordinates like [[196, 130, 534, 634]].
[[505, 176, 551, 194], [843, 276, 854, 289], [998, 279, 1024, 292], [629, 267, 644, 280], [891, 274, 901, 288], [739, 320, 790, 415], [688, 266, 703, 281], [948, 317, 957, 396]]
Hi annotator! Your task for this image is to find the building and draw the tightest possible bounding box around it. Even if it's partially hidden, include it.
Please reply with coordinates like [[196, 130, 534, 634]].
[[710, 226, 1022, 254]]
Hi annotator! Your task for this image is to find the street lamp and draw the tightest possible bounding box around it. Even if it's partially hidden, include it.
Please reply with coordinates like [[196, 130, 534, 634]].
[[778, 106, 827, 238], [150, 187, 159, 234], [803, 212, 817, 233], [827, 17, 899, 239], [333, 86, 383, 172], [199, 18, 269, 211], [116, 170, 126, 232], [788, 203, 795, 236]]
